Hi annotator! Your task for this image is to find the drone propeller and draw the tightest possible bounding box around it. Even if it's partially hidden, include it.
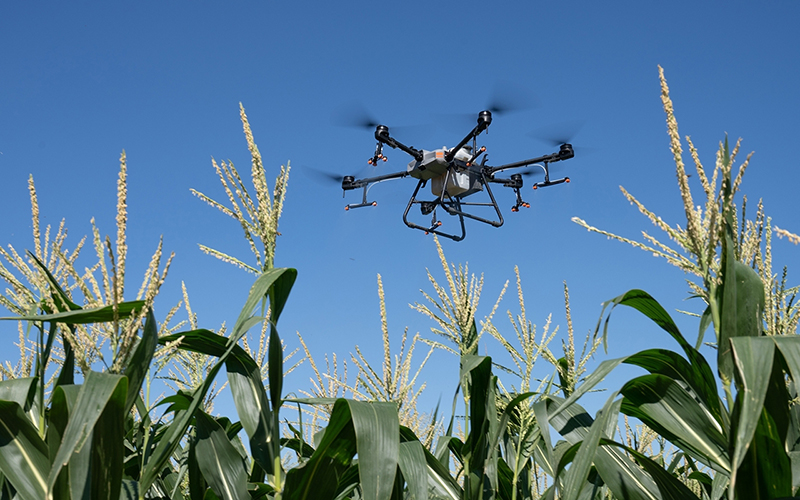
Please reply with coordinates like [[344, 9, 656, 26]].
[[301, 165, 370, 186], [527, 120, 585, 147], [332, 102, 431, 136], [485, 81, 538, 115], [332, 102, 382, 130], [436, 82, 537, 132]]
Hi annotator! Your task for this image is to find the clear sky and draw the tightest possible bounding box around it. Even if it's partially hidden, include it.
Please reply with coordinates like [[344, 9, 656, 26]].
[[2, 1, 799, 414]]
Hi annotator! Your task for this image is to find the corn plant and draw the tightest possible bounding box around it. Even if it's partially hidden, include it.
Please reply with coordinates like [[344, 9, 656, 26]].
[[545, 67, 800, 499]]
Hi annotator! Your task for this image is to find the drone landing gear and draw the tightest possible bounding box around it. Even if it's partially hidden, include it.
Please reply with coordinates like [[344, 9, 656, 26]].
[[402, 167, 507, 241], [403, 179, 466, 241]]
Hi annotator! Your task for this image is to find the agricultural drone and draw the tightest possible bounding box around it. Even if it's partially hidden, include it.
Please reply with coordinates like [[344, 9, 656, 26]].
[[335, 109, 576, 241]]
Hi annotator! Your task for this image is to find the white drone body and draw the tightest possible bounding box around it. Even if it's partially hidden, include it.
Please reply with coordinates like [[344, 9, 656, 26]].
[[406, 146, 483, 198]]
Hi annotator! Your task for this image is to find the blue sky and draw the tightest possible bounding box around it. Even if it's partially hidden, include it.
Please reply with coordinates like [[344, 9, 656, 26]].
[[2, 1, 799, 414]]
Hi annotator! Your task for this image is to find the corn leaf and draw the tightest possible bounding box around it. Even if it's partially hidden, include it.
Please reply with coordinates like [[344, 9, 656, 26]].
[[122, 308, 158, 414], [0, 401, 49, 500], [348, 401, 399, 500], [621, 374, 730, 473], [160, 328, 277, 475], [398, 441, 428, 500], [194, 410, 250, 500], [46, 371, 127, 497], [140, 267, 295, 492], [1, 301, 145, 325], [0, 377, 37, 411]]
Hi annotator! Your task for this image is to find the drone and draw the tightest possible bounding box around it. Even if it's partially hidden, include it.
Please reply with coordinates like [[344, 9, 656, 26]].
[[339, 109, 575, 241]]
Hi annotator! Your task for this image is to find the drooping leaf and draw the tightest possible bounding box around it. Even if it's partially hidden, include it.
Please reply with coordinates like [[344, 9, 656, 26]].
[[621, 374, 730, 473], [1, 301, 145, 325], [625, 348, 723, 425], [547, 396, 661, 500], [141, 268, 296, 492], [160, 328, 277, 474], [600, 438, 700, 500], [0, 377, 37, 411], [0, 401, 49, 500]]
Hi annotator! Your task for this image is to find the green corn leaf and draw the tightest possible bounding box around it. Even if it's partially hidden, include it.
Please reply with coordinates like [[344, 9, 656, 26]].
[[267, 267, 296, 325], [194, 411, 250, 500], [118, 480, 139, 500], [398, 441, 428, 500], [600, 290, 719, 398], [462, 355, 496, 499], [267, 324, 282, 413], [621, 374, 730, 473], [284, 400, 399, 500], [625, 348, 724, 425], [548, 396, 661, 500], [728, 336, 792, 499], [122, 308, 158, 414], [729, 337, 774, 473], [284, 399, 358, 500], [533, 400, 555, 477], [599, 438, 700, 500], [717, 235, 765, 383], [399, 426, 461, 500], [160, 328, 276, 473], [46, 386, 73, 499], [1, 300, 145, 325], [46, 372, 127, 499], [0, 377, 37, 411], [0, 401, 49, 500], [233, 268, 296, 335], [27, 252, 82, 313], [560, 393, 620, 500], [47, 385, 91, 500], [549, 356, 626, 421], [141, 268, 296, 492], [348, 401, 399, 500], [697, 304, 713, 350], [188, 430, 208, 500]]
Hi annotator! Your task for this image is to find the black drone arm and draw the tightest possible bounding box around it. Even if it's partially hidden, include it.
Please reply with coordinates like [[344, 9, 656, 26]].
[[342, 170, 409, 191], [374, 125, 423, 161], [445, 110, 493, 162], [485, 143, 574, 175]]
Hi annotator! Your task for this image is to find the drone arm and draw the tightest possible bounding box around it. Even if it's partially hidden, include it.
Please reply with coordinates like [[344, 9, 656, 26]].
[[485, 144, 574, 175], [375, 127, 423, 161], [342, 170, 409, 191], [445, 110, 493, 162]]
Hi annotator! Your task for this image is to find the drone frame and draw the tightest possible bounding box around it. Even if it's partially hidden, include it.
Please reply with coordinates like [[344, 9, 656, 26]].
[[341, 110, 574, 241]]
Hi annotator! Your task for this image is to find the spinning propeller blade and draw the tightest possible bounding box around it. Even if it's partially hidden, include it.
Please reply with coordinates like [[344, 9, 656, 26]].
[[301, 165, 370, 186], [332, 102, 382, 129], [527, 120, 585, 146], [485, 80, 538, 115]]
